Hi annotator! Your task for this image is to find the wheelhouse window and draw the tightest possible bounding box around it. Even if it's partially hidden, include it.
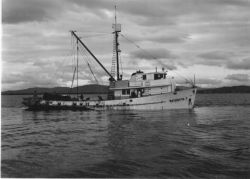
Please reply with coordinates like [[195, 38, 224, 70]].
[[122, 89, 130, 95], [143, 74, 147, 80], [154, 73, 163, 80]]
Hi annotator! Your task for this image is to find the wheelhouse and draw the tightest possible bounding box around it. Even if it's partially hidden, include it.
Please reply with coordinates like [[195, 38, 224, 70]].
[[109, 70, 176, 100]]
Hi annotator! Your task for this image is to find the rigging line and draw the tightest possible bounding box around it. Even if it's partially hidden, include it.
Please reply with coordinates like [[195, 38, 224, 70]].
[[70, 36, 77, 89], [60, 34, 78, 87], [69, 35, 82, 94], [86, 52, 104, 85], [86, 56, 101, 83], [72, 35, 77, 72], [71, 34, 74, 72], [74, 31, 111, 34], [167, 67, 193, 82], [59, 52, 75, 85], [70, 67, 77, 89], [80, 33, 112, 39], [121, 33, 193, 83], [77, 39, 79, 97], [120, 33, 158, 60], [84, 55, 105, 82], [87, 62, 99, 84], [78, 46, 95, 66], [119, 33, 148, 71], [78, 48, 99, 84], [169, 70, 193, 84], [79, 48, 99, 71], [73, 34, 107, 84], [71, 31, 115, 81], [78, 45, 104, 77]]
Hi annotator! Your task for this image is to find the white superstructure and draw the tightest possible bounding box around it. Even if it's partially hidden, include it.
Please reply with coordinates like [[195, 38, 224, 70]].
[[34, 70, 196, 111]]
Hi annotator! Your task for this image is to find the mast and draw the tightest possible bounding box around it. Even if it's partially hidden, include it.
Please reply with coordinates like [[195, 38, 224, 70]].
[[112, 4, 122, 81], [115, 5, 119, 80], [71, 31, 116, 82]]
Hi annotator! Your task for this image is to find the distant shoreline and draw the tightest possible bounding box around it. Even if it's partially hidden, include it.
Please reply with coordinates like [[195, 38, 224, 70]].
[[197, 85, 250, 94], [2, 92, 250, 95], [1, 84, 110, 95], [2, 85, 250, 95], [1, 92, 108, 95]]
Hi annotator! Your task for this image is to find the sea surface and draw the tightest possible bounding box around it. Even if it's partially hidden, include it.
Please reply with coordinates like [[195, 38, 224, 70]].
[[1, 94, 250, 178]]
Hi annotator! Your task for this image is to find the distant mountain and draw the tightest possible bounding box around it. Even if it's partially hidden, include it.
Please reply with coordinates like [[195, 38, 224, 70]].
[[2, 84, 109, 95], [197, 85, 250, 94], [2, 85, 250, 95]]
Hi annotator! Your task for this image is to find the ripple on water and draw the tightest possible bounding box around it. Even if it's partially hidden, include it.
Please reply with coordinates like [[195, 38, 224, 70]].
[[1, 94, 250, 177]]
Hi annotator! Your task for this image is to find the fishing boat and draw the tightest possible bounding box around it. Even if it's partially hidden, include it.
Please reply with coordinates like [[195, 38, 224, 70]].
[[23, 7, 197, 111]]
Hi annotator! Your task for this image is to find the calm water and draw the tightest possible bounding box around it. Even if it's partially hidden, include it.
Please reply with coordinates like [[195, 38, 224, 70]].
[[1, 94, 250, 178]]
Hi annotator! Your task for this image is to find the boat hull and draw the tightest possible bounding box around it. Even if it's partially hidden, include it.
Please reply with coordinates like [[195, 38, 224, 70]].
[[23, 88, 196, 111], [100, 88, 196, 110]]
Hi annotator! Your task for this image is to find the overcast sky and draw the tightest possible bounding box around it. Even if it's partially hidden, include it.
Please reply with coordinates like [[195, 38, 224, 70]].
[[2, 0, 250, 90]]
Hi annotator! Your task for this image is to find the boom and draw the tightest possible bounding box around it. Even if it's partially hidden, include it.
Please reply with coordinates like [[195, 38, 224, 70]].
[[71, 31, 116, 82]]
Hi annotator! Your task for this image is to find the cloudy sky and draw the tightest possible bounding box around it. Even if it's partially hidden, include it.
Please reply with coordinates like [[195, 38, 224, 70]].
[[2, 0, 250, 90]]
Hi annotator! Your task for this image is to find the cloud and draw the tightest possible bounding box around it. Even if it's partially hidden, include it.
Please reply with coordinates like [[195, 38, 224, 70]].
[[196, 78, 222, 85], [129, 48, 178, 70], [148, 36, 188, 44], [2, 0, 64, 24], [196, 51, 250, 70], [1, 62, 94, 90], [130, 48, 177, 60], [225, 74, 250, 82], [154, 60, 177, 71], [226, 57, 250, 70], [4, 0, 248, 25], [174, 77, 222, 88], [198, 51, 231, 60], [2, 0, 250, 90], [70, 0, 112, 10], [2, 71, 61, 90], [2, 0, 115, 24], [3, 0, 250, 26]]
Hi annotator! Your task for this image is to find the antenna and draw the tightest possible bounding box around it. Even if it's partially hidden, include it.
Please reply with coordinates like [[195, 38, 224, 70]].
[[194, 74, 196, 87], [115, 3, 117, 25]]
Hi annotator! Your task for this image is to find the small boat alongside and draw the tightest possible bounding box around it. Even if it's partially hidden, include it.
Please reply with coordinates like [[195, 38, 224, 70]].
[[23, 6, 197, 111]]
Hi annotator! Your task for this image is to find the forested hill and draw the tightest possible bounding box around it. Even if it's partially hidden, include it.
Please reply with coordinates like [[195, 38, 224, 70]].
[[2, 84, 109, 95], [197, 85, 250, 94], [2, 85, 250, 95]]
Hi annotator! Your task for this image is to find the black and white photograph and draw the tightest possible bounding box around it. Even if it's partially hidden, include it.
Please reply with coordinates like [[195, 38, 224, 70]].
[[1, 0, 250, 178]]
